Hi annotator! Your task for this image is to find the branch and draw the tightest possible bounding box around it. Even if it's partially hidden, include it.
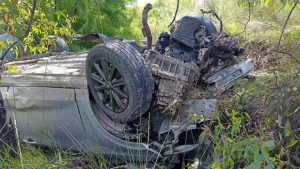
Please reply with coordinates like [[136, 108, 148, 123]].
[[73, 0, 77, 16], [265, 0, 299, 104], [168, 0, 180, 27], [201, 9, 223, 32], [212, 10, 223, 32], [272, 0, 299, 89], [234, 2, 251, 37], [0, 0, 37, 64], [270, 49, 293, 58]]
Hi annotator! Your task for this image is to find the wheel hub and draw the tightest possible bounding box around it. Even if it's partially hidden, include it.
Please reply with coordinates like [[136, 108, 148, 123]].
[[91, 59, 129, 113]]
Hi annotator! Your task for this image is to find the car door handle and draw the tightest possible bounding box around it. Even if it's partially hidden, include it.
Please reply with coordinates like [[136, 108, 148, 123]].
[[22, 139, 37, 145]]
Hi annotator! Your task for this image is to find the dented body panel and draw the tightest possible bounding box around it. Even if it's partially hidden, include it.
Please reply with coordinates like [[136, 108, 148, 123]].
[[1, 85, 160, 161]]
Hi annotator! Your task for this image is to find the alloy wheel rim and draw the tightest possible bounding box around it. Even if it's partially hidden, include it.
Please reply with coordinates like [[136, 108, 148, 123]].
[[91, 58, 129, 113]]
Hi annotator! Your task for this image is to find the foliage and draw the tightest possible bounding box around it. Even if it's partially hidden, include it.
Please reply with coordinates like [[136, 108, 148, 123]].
[[0, 0, 74, 56], [237, 0, 298, 7], [0, 144, 107, 169], [203, 72, 300, 168], [58, 0, 128, 36], [211, 103, 278, 168]]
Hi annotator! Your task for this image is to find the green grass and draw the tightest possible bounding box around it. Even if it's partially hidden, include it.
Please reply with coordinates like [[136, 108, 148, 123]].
[[0, 144, 107, 169]]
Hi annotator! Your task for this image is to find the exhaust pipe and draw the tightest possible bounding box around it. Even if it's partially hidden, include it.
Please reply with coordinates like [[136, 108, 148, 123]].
[[142, 3, 153, 51]]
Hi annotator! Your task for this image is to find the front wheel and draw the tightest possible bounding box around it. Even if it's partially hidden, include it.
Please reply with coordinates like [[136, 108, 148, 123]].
[[86, 40, 153, 123]]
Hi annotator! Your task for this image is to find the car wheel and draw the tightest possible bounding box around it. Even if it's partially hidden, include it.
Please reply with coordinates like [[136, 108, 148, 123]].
[[86, 40, 153, 123], [48, 35, 70, 53]]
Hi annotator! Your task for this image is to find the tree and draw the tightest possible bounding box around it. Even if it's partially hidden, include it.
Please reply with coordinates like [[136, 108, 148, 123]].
[[0, 0, 74, 56]]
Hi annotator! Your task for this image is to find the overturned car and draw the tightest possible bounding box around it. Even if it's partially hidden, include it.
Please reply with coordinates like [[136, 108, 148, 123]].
[[0, 3, 254, 169]]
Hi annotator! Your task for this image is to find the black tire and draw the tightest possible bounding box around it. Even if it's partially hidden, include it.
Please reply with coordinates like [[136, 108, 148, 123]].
[[0, 94, 16, 158], [48, 36, 70, 53], [86, 40, 153, 123]]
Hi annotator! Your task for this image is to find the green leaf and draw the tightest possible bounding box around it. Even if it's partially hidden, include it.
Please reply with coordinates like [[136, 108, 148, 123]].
[[284, 120, 291, 136], [287, 138, 298, 148], [32, 27, 39, 34], [233, 116, 241, 123], [290, 31, 296, 39], [57, 12, 61, 20], [285, 130, 291, 137], [264, 162, 275, 169], [278, 132, 282, 142], [244, 146, 249, 160], [280, 0, 287, 6], [229, 157, 234, 167], [244, 112, 251, 121], [231, 123, 240, 137], [250, 137, 260, 145], [243, 162, 261, 169], [262, 140, 275, 148], [252, 147, 265, 162], [292, 155, 300, 164], [278, 114, 284, 128], [235, 140, 246, 149], [261, 140, 275, 163], [199, 131, 206, 144], [264, 0, 272, 6]]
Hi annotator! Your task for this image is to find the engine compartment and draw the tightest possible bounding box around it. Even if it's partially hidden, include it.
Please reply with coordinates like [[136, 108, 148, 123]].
[[150, 15, 248, 111]]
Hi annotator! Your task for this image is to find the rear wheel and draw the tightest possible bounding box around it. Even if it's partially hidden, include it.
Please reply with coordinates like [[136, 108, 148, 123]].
[[48, 36, 70, 53], [86, 40, 153, 123]]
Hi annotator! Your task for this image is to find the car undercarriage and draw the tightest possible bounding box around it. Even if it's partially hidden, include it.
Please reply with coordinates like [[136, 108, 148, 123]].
[[0, 3, 254, 169]]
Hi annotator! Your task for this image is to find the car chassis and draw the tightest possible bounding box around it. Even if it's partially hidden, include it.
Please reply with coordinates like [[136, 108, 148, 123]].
[[0, 4, 254, 169]]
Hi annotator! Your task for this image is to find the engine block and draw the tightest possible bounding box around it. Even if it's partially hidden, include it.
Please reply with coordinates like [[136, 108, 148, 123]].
[[145, 50, 200, 110]]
